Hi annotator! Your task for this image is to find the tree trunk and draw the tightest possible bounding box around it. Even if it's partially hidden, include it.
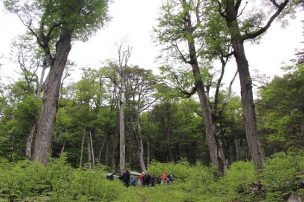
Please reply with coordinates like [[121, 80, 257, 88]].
[[32, 30, 72, 165], [89, 131, 95, 167], [225, 0, 264, 168], [60, 141, 65, 156], [98, 134, 107, 163], [137, 115, 146, 172], [25, 63, 47, 160], [111, 132, 117, 171], [119, 99, 125, 174], [105, 135, 109, 166], [147, 142, 150, 169], [25, 123, 36, 159], [87, 141, 91, 169], [147, 113, 150, 168], [79, 128, 86, 167], [234, 137, 240, 161], [119, 74, 126, 174]]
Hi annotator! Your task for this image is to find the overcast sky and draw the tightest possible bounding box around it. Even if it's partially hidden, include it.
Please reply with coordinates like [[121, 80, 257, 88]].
[[0, 0, 303, 93]]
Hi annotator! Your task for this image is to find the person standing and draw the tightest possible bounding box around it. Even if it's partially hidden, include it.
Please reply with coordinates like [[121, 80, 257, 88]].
[[122, 170, 130, 187], [161, 172, 168, 185]]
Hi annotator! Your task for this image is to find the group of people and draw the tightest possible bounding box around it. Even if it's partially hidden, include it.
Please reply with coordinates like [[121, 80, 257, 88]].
[[161, 172, 173, 184], [107, 170, 174, 187]]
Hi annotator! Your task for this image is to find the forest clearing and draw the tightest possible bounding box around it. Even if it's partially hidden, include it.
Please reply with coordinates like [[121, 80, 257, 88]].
[[0, 0, 303, 201]]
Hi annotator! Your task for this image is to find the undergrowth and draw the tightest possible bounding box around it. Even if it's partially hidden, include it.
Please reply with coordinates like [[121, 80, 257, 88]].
[[0, 150, 303, 201]]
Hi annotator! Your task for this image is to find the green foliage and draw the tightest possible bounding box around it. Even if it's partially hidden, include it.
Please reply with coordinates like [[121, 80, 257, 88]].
[[261, 150, 304, 201], [258, 64, 304, 155], [0, 156, 123, 201], [0, 95, 41, 160], [1, 153, 304, 201], [4, 0, 109, 42]]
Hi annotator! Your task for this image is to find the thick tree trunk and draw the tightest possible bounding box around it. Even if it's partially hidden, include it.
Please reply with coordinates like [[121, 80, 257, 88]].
[[194, 73, 226, 171], [26, 62, 48, 160], [225, 1, 264, 168], [32, 30, 72, 165]]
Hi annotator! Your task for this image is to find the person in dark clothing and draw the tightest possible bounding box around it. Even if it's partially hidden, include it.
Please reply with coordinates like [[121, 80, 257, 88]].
[[167, 174, 174, 184], [143, 174, 152, 186], [122, 170, 130, 187], [142, 174, 156, 187]]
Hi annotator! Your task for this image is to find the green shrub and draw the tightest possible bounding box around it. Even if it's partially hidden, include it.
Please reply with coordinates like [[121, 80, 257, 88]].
[[1, 151, 304, 202], [262, 150, 304, 201]]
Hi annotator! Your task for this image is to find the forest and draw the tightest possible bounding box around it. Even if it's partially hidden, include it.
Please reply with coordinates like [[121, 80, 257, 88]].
[[0, 0, 303, 201]]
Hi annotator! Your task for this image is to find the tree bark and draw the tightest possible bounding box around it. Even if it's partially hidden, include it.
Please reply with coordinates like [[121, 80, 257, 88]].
[[98, 134, 107, 163], [119, 91, 125, 174], [105, 135, 109, 166], [137, 115, 146, 172], [225, 0, 264, 168], [32, 30, 72, 165], [234, 137, 240, 161], [147, 142, 150, 169], [87, 141, 91, 169], [25, 123, 36, 159], [79, 128, 86, 167], [60, 141, 65, 156], [89, 131, 95, 167], [111, 132, 117, 171], [25, 62, 47, 160]]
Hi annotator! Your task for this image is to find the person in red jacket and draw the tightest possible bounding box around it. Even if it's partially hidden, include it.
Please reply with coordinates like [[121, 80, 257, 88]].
[[161, 172, 168, 184]]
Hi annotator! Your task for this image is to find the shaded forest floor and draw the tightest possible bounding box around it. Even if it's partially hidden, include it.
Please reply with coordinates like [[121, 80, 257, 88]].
[[1, 150, 304, 202]]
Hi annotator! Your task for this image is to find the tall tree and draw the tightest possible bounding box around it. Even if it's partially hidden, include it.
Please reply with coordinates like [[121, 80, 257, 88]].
[[125, 66, 157, 171], [10, 35, 45, 159], [4, 0, 109, 164], [155, 0, 229, 171], [217, 0, 293, 168], [116, 42, 131, 174]]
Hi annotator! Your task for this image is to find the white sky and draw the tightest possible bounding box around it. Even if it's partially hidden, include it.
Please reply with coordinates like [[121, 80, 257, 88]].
[[0, 0, 303, 94]]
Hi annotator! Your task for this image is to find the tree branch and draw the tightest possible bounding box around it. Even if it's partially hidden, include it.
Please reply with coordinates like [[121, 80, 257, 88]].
[[242, 0, 289, 41], [217, 1, 227, 17], [173, 43, 191, 64], [237, 1, 248, 18], [270, 0, 280, 8], [235, 0, 242, 11]]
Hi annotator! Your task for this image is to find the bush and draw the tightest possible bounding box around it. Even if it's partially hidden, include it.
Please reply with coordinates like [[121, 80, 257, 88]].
[[1, 151, 304, 202], [0, 156, 123, 201], [262, 150, 304, 201]]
